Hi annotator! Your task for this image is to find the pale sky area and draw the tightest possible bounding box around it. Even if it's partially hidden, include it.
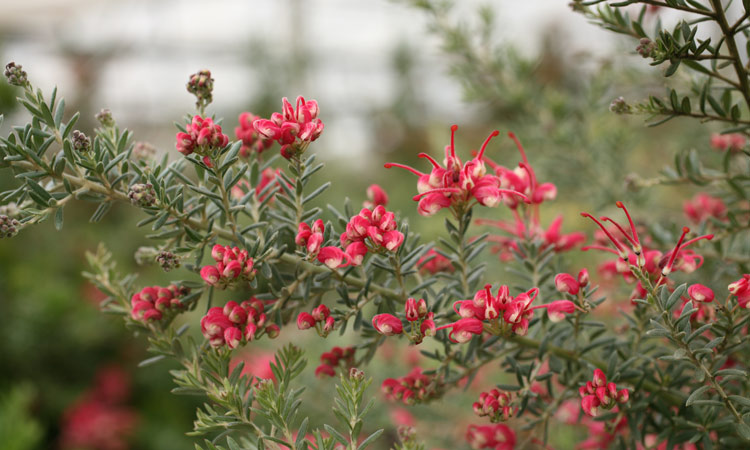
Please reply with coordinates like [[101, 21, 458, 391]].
[[1, 0, 622, 159]]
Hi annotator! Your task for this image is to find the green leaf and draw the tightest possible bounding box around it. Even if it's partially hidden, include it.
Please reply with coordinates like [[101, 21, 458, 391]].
[[357, 429, 384, 450], [54, 207, 64, 231], [686, 385, 711, 406]]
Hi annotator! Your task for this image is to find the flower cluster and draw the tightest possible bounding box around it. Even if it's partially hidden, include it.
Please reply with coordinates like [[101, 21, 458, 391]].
[[0, 214, 20, 238], [465, 423, 516, 450], [186, 69, 213, 110], [371, 298, 435, 344], [480, 215, 586, 261], [253, 96, 324, 160], [200, 244, 255, 289], [71, 130, 91, 153], [363, 184, 388, 208], [340, 205, 405, 264], [4, 61, 28, 87], [200, 299, 279, 349], [296, 219, 326, 258], [729, 275, 750, 308], [235, 112, 274, 157], [297, 304, 335, 337], [554, 269, 589, 296], [130, 284, 189, 323], [175, 115, 229, 166], [60, 366, 138, 450], [417, 248, 454, 274], [683, 193, 727, 224], [674, 284, 715, 322], [127, 183, 156, 207], [385, 126, 529, 216], [443, 284, 576, 341], [583, 202, 713, 298], [381, 368, 440, 405], [579, 369, 629, 417], [156, 250, 180, 272], [710, 132, 745, 152], [315, 346, 354, 378], [473, 388, 514, 423], [231, 167, 289, 203]]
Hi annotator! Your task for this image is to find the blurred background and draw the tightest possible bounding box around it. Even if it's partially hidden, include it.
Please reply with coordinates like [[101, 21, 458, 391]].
[[0, 1, 723, 449]]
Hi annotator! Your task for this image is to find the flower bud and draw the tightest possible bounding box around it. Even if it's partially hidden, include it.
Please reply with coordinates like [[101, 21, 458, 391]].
[[4, 62, 28, 87], [95, 108, 115, 127], [688, 284, 714, 303], [372, 314, 403, 336], [265, 324, 280, 339], [405, 298, 419, 322], [554, 273, 579, 295], [71, 130, 91, 152], [577, 268, 589, 287], [311, 304, 330, 322], [297, 312, 316, 330], [323, 316, 335, 333]]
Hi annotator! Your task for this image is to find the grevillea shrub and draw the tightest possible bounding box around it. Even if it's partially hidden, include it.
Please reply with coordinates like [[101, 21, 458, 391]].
[[4, 2, 750, 448]]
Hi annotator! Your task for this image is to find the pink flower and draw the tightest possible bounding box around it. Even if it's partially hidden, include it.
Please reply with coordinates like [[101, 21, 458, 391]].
[[297, 312, 316, 330], [683, 193, 727, 223], [439, 317, 484, 343], [729, 274, 750, 308], [235, 112, 274, 157], [417, 248, 454, 274], [465, 423, 516, 450], [372, 313, 403, 336], [317, 246, 348, 269], [688, 284, 714, 303], [253, 96, 323, 160], [710, 132, 745, 152], [175, 115, 229, 159], [200, 245, 255, 289], [546, 300, 576, 322], [555, 273, 580, 295], [386, 126, 529, 216], [364, 184, 388, 208]]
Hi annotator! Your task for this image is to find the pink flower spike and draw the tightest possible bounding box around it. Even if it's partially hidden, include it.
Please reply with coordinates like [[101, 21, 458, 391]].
[[581, 212, 629, 258], [600, 216, 638, 248], [448, 124, 458, 160], [661, 227, 690, 276], [616, 201, 642, 252], [507, 131, 529, 167], [372, 314, 403, 336], [383, 162, 426, 177], [476, 130, 500, 160]]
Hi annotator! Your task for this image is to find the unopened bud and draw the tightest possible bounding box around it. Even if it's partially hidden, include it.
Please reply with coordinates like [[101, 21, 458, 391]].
[[0, 214, 20, 238], [4, 62, 28, 87], [186, 69, 214, 109], [636, 38, 656, 58], [349, 367, 364, 381], [95, 109, 115, 127], [128, 183, 156, 207], [609, 97, 631, 114], [132, 142, 156, 160], [71, 130, 91, 152], [156, 251, 180, 272]]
